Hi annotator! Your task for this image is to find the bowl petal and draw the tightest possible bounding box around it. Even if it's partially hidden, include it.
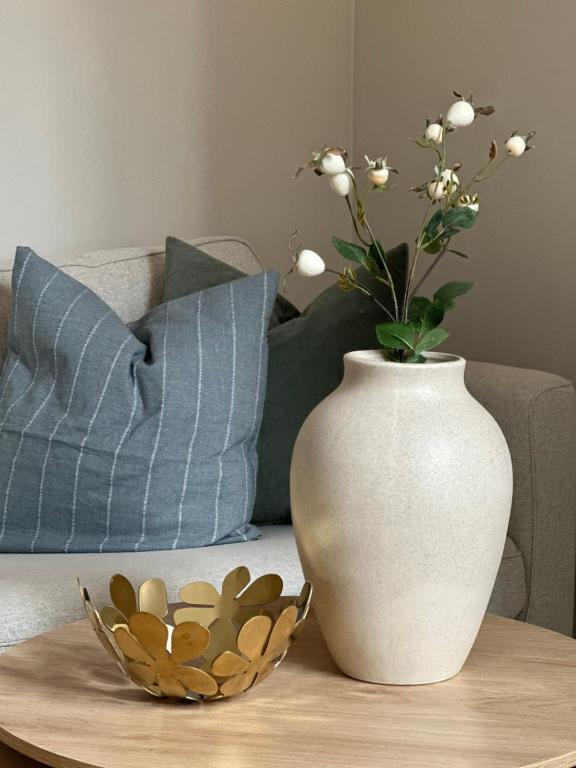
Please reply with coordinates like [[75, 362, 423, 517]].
[[128, 613, 168, 658], [211, 651, 248, 677], [171, 622, 210, 664], [139, 578, 168, 618], [177, 667, 218, 697], [114, 627, 153, 664], [236, 615, 272, 660], [110, 574, 137, 619]]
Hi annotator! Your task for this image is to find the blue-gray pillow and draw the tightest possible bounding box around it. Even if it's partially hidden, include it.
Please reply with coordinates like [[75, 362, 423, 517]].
[[0, 248, 277, 553]]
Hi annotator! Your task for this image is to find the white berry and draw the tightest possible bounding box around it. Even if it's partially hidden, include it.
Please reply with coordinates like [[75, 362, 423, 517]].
[[457, 194, 480, 212], [328, 172, 353, 196], [427, 169, 459, 200], [368, 167, 389, 186], [446, 100, 475, 128], [320, 152, 347, 175], [295, 249, 326, 277], [505, 136, 526, 157], [424, 123, 443, 143]]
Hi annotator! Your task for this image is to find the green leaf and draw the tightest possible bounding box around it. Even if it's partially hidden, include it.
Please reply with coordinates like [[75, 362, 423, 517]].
[[423, 209, 443, 243], [422, 239, 443, 255], [332, 236, 366, 264], [407, 297, 430, 324], [447, 249, 470, 259], [421, 209, 449, 253], [421, 206, 477, 255], [408, 296, 445, 332], [375, 322, 417, 351], [442, 206, 477, 230], [433, 281, 474, 311], [362, 252, 381, 276], [415, 327, 450, 354], [406, 353, 426, 364]]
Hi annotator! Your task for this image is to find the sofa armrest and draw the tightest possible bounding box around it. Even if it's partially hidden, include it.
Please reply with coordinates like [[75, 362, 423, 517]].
[[465, 361, 576, 635]]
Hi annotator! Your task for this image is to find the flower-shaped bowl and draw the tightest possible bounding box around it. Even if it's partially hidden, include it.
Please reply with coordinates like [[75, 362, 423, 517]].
[[78, 566, 312, 702]]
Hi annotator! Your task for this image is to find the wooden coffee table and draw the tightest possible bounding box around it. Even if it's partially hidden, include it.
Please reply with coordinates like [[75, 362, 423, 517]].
[[1, 613, 576, 768]]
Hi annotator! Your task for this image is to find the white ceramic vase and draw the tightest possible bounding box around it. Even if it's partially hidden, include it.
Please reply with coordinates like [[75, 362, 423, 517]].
[[290, 350, 513, 685]]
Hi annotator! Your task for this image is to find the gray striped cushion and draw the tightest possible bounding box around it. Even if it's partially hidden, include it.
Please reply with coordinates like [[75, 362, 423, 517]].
[[0, 248, 276, 553]]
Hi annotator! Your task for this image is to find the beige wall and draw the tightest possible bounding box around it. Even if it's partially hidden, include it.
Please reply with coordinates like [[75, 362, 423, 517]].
[[353, 0, 576, 381], [0, 0, 353, 308]]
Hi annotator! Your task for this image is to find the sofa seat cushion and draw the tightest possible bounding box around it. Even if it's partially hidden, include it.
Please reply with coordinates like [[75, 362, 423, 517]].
[[0, 529, 526, 652], [0, 526, 303, 650]]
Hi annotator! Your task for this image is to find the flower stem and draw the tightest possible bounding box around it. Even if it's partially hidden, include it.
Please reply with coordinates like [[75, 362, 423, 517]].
[[404, 123, 448, 321], [461, 154, 509, 197], [362, 217, 400, 322], [408, 245, 449, 301], [344, 195, 370, 247], [346, 174, 400, 322]]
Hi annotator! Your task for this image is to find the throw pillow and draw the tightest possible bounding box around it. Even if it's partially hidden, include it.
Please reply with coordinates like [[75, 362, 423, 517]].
[[0, 247, 277, 553], [164, 236, 300, 329], [163, 237, 407, 525]]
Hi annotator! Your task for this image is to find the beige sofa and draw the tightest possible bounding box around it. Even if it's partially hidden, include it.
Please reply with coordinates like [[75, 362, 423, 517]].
[[0, 236, 575, 653]]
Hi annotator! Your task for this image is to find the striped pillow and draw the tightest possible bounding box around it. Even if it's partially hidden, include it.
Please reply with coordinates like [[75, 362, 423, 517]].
[[0, 248, 276, 553]]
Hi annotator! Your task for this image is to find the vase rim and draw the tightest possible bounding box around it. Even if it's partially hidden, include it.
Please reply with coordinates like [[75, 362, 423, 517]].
[[344, 350, 465, 368]]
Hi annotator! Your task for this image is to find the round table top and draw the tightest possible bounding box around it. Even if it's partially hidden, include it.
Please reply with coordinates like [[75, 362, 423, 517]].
[[1, 613, 576, 768]]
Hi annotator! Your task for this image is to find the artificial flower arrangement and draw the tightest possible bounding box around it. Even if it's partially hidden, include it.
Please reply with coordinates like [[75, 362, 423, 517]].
[[288, 91, 535, 363]]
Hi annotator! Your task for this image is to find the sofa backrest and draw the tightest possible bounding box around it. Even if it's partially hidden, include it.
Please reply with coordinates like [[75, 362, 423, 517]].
[[0, 236, 263, 361]]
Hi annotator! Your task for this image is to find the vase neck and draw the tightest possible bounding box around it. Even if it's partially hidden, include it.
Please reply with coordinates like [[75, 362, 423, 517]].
[[342, 350, 467, 395]]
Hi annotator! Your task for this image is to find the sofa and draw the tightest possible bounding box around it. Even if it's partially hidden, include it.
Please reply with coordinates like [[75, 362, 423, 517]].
[[0, 236, 575, 653]]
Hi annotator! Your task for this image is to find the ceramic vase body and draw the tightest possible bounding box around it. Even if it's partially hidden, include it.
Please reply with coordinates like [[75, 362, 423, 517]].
[[290, 351, 513, 685]]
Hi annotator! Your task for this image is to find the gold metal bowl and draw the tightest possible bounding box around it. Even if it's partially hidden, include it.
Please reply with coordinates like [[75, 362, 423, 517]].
[[78, 566, 312, 702]]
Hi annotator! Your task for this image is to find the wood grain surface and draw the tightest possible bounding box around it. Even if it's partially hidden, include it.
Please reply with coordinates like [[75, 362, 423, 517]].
[[1, 614, 576, 768]]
